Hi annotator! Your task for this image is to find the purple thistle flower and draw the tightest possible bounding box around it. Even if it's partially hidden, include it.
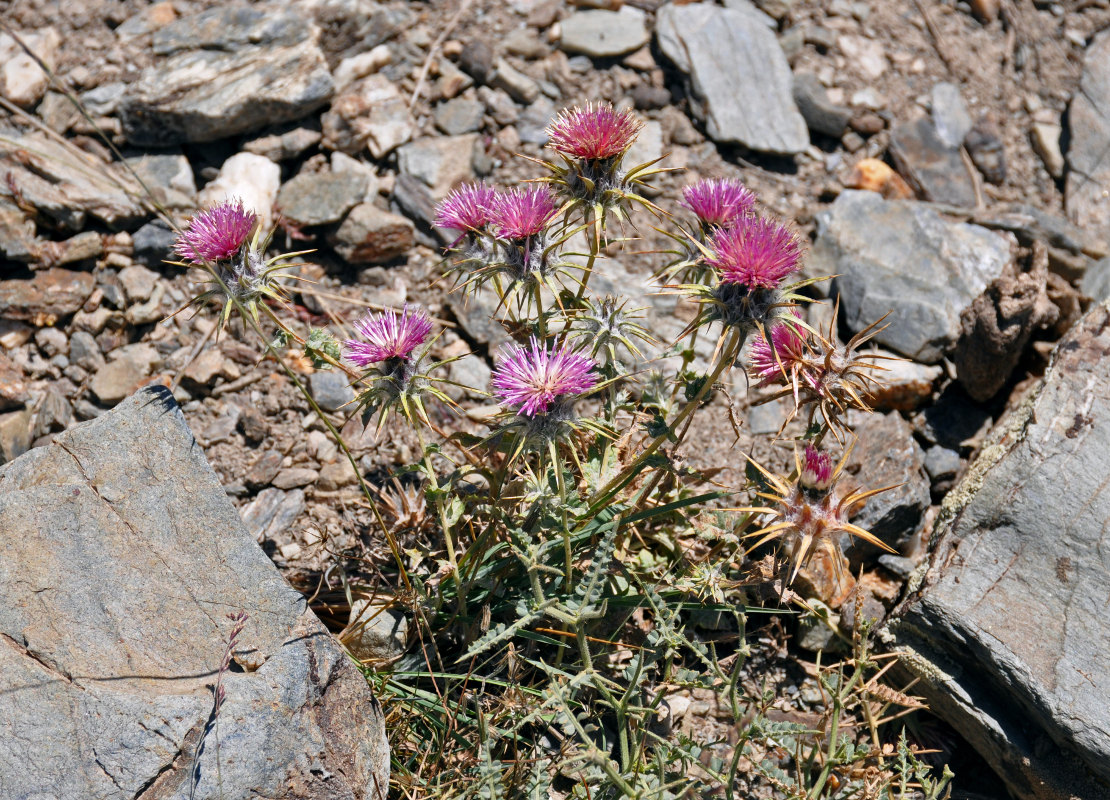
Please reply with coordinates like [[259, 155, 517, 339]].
[[546, 102, 644, 161], [682, 178, 757, 228], [800, 445, 834, 491], [489, 185, 559, 240], [492, 337, 597, 417], [345, 305, 433, 367], [174, 199, 257, 263], [435, 183, 498, 232], [749, 314, 809, 387], [708, 216, 801, 290]]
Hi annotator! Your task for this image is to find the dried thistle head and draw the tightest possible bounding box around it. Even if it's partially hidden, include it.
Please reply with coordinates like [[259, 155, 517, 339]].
[[747, 300, 893, 437], [741, 442, 897, 586]]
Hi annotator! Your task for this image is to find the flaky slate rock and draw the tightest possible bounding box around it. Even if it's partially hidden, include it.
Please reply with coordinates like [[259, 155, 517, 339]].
[[1066, 30, 1110, 229], [0, 385, 388, 799], [885, 302, 1110, 800], [812, 190, 1011, 363], [656, 3, 808, 155], [119, 7, 334, 146]]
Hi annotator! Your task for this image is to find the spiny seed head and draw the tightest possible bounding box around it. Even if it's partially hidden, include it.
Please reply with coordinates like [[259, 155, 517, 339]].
[[492, 337, 596, 417], [489, 185, 559, 240], [435, 182, 498, 232], [708, 216, 802, 290], [174, 199, 257, 263], [546, 102, 645, 161], [800, 445, 834, 491], [682, 178, 757, 228], [345, 305, 433, 367]]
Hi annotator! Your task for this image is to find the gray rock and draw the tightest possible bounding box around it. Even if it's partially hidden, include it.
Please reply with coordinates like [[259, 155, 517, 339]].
[[489, 58, 541, 105], [516, 97, 557, 145], [69, 330, 104, 372], [458, 41, 495, 85], [276, 170, 368, 227], [0, 131, 144, 230], [242, 124, 323, 162], [435, 97, 485, 135], [888, 116, 976, 207], [0, 268, 96, 327], [930, 82, 973, 149], [42, 231, 103, 267], [309, 370, 356, 413], [123, 151, 197, 210], [0, 353, 28, 412], [396, 134, 480, 199], [196, 152, 281, 235], [813, 190, 1011, 363], [132, 220, 177, 267], [329, 203, 414, 264], [444, 353, 493, 401], [0, 196, 38, 263], [0, 386, 388, 798], [974, 203, 1098, 257], [321, 74, 414, 158], [272, 467, 319, 490], [344, 599, 408, 662], [559, 7, 651, 58], [392, 174, 448, 243], [922, 445, 961, 483], [118, 264, 160, 303], [33, 386, 72, 438], [964, 115, 1006, 186], [120, 7, 333, 146], [1080, 256, 1110, 302], [241, 486, 306, 542], [656, 3, 808, 155], [913, 384, 992, 452], [245, 449, 283, 490], [844, 411, 930, 557], [885, 303, 1110, 800], [1066, 35, 1110, 227], [34, 326, 67, 358], [793, 72, 852, 138]]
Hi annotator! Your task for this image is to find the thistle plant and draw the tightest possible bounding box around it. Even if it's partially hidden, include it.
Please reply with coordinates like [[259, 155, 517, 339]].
[[152, 97, 949, 799]]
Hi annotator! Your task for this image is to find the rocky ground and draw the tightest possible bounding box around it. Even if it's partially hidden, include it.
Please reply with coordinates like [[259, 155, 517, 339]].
[[4, 0, 1110, 797]]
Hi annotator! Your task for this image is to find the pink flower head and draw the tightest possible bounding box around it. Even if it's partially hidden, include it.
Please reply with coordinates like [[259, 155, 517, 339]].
[[682, 178, 757, 228], [708, 216, 802, 290], [546, 102, 644, 161], [345, 305, 433, 367], [800, 444, 834, 491], [174, 199, 257, 263], [435, 183, 498, 232], [492, 337, 597, 417], [749, 313, 808, 387], [489, 185, 559, 240]]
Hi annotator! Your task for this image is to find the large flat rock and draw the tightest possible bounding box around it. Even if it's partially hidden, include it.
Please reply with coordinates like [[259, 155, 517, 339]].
[[885, 302, 1110, 800], [812, 190, 1011, 363], [656, 3, 808, 155], [119, 7, 333, 146], [0, 385, 388, 799]]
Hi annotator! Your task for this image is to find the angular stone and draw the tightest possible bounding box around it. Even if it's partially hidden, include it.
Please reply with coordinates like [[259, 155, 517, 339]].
[[120, 7, 333, 146], [844, 411, 930, 557], [344, 599, 408, 662], [793, 73, 852, 138], [272, 467, 318, 490], [0, 268, 95, 327], [434, 97, 485, 135], [888, 116, 976, 207], [812, 190, 1011, 363], [0, 131, 145, 230], [1065, 35, 1110, 227], [396, 134, 479, 199], [930, 82, 973, 150], [656, 3, 808, 155], [886, 303, 1110, 800], [489, 58, 540, 105], [0, 196, 38, 263], [276, 169, 368, 228], [0, 386, 388, 797], [0, 352, 28, 412], [118, 264, 160, 304], [329, 203, 414, 264], [90, 343, 160, 406], [864, 353, 942, 412], [309, 370, 356, 413], [321, 74, 414, 158], [0, 407, 32, 465], [241, 486, 306, 541], [1080, 256, 1110, 303], [1031, 121, 1065, 179], [122, 151, 197, 210], [559, 7, 651, 58], [242, 124, 323, 162]]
